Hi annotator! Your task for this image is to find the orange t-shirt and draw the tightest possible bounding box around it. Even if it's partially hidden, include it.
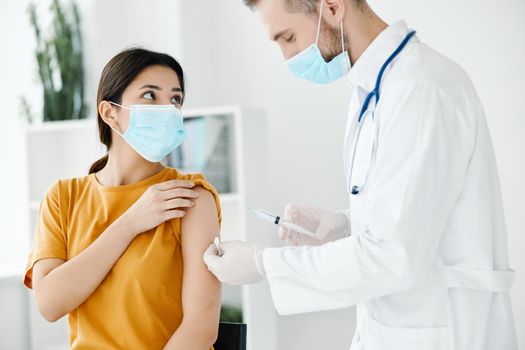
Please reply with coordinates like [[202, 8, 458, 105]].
[[24, 167, 221, 349]]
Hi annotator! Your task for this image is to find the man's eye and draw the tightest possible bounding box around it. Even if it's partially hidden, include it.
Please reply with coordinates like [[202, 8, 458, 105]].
[[142, 91, 154, 100]]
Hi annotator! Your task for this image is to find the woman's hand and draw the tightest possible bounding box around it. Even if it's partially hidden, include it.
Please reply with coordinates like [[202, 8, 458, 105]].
[[120, 179, 199, 237]]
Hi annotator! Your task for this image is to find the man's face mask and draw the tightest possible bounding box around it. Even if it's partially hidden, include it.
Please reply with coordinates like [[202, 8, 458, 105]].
[[287, 0, 351, 84]]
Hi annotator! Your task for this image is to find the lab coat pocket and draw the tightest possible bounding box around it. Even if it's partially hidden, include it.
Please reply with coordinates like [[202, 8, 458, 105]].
[[356, 316, 448, 350]]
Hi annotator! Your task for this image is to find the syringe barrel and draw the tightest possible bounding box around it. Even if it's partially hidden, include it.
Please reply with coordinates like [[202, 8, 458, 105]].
[[252, 209, 279, 224]]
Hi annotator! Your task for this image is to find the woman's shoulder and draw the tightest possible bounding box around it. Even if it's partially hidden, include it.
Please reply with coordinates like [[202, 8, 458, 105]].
[[163, 168, 218, 196], [163, 167, 222, 221], [44, 174, 93, 200]]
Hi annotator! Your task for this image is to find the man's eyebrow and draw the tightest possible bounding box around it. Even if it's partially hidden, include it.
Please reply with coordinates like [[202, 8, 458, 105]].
[[272, 28, 291, 41], [172, 87, 182, 92]]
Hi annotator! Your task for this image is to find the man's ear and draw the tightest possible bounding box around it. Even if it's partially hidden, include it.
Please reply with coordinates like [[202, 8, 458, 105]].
[[98, 101, 120, 131], [323, 0, 346, 26]]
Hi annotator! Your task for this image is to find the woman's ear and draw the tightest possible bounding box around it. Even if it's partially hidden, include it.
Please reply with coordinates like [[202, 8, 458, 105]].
[[323, 0, 346, 26], [98, 101, 120, 131]]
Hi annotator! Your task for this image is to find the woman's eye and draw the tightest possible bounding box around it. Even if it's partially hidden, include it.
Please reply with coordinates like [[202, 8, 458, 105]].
[[286, 34, 295, 43], [142, 91, 155, 100], [171, 95, 182, 105]]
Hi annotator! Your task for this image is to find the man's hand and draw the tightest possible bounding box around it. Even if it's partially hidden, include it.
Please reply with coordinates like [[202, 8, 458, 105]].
[[203, 241, 266, 285], [279, 204, 350, 246]]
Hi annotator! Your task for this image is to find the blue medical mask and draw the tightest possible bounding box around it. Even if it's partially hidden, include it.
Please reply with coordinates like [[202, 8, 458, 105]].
[[287, 0, 351, 84], [109, 102, 186, 162]]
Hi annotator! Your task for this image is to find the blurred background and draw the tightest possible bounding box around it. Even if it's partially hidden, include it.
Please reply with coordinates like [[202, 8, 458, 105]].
[[0, 0, 524, 349]]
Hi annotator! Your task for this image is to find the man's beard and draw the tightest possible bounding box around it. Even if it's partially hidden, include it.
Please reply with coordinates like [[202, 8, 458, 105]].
[[320, 19, 349, 62]]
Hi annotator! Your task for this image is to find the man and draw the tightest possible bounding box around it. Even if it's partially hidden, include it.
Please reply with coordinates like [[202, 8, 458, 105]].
[[203, 0, 517, 349]]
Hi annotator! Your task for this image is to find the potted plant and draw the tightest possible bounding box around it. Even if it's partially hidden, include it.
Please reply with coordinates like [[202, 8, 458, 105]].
[[220, 304, 243, 323], [21, 0, 86, 123]]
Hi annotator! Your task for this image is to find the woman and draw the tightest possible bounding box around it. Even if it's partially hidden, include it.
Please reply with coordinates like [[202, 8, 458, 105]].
[[24, 48, 221, 349]]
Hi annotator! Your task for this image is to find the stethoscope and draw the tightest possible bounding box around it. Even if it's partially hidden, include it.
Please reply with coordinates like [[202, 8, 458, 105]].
[[349, 30, 417, 196]]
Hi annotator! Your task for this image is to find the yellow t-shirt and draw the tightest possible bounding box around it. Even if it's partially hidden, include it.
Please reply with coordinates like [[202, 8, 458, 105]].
[[24, 167, 221, 349]]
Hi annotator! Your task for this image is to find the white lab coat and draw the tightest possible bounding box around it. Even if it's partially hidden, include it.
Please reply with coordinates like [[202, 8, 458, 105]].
[[263, 21, 517, 350]]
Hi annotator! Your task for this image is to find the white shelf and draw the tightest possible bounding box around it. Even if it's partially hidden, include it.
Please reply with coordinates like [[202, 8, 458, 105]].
[[25, 118, 96, 133], [26, 119, 104, 203], [183, 105, 243, 119]]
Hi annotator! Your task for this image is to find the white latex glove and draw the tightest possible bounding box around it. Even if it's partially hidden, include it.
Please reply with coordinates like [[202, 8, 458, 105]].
[[203, 240, 266, 285], [279, 204, 350, 246]]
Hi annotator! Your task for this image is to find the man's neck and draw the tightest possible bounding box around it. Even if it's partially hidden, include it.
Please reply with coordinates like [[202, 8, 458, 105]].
[[344, 4, 388, 65]]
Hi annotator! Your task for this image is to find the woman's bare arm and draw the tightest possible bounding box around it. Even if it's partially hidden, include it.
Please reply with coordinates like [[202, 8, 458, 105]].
[[31, 180, 197, 322], [164, 186, 221, 350], [32, 219, 138, 322]]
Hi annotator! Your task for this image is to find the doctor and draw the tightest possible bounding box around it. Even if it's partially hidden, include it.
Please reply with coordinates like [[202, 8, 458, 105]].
[[203, 0, 518, 348]]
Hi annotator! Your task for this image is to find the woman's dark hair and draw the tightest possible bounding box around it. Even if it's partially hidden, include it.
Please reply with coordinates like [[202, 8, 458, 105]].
[[88, 48, 186, 174]]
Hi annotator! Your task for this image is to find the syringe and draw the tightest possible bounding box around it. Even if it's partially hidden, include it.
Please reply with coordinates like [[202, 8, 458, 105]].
[[246, 207, 316, 238]]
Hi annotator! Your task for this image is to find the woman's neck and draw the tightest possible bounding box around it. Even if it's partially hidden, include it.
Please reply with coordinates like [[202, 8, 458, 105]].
[[95, 149, 165, 187]]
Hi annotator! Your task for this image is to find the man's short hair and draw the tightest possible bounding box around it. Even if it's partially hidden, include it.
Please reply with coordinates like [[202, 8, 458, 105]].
[[243, 0, 363, 13]]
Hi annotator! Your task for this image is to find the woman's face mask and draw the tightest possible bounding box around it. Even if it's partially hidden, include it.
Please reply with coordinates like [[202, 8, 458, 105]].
[[109, 102, 186, 162]]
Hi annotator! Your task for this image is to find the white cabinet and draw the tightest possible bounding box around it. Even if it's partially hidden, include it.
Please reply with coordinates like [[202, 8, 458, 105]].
[[24, 106, 277, 350]]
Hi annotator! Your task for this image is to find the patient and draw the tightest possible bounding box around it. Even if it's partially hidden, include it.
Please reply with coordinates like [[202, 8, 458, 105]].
[[23, 48, 221, 350]]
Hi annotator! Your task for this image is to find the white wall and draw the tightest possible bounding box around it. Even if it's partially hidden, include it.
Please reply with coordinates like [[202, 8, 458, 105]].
[[92, 0, 184, 102], [0, 2, 42, 348], [0, 0, 33, 267], [179, 0, 525, 349]]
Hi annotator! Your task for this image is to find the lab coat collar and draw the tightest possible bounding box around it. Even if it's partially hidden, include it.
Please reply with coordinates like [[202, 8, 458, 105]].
[[346, 21, 413, 92]]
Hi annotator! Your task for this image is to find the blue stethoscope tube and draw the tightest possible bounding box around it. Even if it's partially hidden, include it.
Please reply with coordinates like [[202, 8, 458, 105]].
[[349, 30, 417, 196]]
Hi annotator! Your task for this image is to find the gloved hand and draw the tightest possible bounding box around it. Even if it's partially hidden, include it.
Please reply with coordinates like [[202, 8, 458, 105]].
[[203, 240, 266, 285], [279, 204, 350, 246]]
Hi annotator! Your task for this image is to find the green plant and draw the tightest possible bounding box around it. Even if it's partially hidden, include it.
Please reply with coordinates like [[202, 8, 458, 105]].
[[220, 304, 243, 323], [22, 0, 86, 122]]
